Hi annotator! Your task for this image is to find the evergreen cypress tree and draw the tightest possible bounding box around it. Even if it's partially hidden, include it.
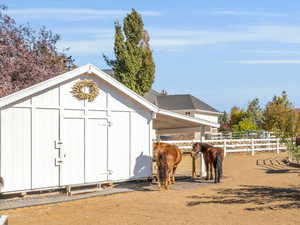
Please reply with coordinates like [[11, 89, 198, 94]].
[[104, 9, 155, 96]]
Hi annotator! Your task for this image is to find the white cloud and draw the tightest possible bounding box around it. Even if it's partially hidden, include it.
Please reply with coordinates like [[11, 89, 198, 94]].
[[58, 39, 113, 55], [211, 10, 285, 17], [7, 8, 161, 21], [226, 60, 300, 64], [57, 25, 300, 54], [240, 50, 300, 55]]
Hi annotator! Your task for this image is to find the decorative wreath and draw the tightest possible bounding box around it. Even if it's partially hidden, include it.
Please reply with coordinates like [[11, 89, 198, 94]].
[[71, 80, 99, 102]]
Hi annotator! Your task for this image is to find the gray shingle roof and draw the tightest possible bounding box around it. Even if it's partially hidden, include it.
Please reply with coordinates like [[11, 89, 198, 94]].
[[155, 94, 219, 112], [102, 69, 114, 76]]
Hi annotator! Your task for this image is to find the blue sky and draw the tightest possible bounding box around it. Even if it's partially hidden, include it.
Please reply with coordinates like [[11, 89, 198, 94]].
[[2, 0, 300, 111]]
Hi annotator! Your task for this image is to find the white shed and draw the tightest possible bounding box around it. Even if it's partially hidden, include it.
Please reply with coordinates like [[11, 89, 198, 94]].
[[0, 64, 219, 193]]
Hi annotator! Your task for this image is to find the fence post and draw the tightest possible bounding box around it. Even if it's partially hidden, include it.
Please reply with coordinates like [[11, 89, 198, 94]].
[[224, 139, 227, 156], [276, 138, 280, 154], [200, 153, 207, 177], [251, 138, 255, 156]]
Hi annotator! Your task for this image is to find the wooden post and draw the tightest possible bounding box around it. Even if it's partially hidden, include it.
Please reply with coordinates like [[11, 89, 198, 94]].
[[224, 139, 227, 157], [201, 153, 206, 177], [0, 215, 8, 225], [251, 138, 255, 156], [276, 138, 280, 154]]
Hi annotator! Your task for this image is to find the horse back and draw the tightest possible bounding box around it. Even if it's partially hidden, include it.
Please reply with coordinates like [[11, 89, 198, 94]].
[[207, 147, 224, 162]]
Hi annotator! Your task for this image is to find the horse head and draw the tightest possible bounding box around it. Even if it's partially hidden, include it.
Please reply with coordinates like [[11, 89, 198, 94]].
[[191, 142, 202, 158]]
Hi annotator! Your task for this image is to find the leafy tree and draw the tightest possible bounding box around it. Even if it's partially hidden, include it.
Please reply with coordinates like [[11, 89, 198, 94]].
[[104, 9, 155, 96], [229, 106, 248, 128], [247, 98, 263, 128], [262, 91, 297, 135], [232, 118, 257, 132], [219, 111, 230, 131], [262, 91, 300, 158], [0, 5, 75, 97]]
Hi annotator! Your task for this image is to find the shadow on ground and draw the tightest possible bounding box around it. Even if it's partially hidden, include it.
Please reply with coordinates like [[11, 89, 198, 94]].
[[113, 176, 214, 191], [256, 158, 300, 175], [186, 185, 300, 211]]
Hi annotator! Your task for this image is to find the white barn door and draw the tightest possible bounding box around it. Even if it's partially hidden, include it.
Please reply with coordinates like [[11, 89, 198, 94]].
[[85, 118, 108, 183], [61, 118, 85, 185], [108, 112, 130, 181], [32, 109, 60, 189]]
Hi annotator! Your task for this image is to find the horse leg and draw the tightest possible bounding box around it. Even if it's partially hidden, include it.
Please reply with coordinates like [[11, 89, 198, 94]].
[[156, 166, 162, 189], [165, 170, 171, 190], [214, 164, 218, 183], [172, 166, 177, 184], [209, 162, 213, 180], [205, 161, 210, 180], [192, 157, 196, 178]]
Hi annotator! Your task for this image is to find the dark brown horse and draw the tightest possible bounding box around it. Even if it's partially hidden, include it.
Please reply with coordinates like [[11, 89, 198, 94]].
[[153, 142, 182, 190], [192, 143, 224, 183]]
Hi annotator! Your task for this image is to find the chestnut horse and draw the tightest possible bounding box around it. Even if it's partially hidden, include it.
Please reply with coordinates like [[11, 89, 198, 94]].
[[192, 143, 224, 183], [153, 142, 182, 190]]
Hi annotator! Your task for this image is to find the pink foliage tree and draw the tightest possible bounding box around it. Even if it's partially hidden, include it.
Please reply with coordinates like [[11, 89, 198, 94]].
[[0, 5, 76, 97]]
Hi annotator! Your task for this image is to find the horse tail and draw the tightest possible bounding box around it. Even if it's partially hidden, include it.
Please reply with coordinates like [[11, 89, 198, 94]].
[[158, 152, 168, 186], [215, 154, 222, 183]]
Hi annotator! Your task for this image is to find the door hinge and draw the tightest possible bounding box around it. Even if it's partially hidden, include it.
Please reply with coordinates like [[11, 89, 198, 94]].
[[55, 140, 63, 149], [55, 157, 64, 166]]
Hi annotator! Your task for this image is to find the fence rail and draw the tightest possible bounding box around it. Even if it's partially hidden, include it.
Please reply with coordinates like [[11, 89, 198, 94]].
[[161, 138, 286, 156]]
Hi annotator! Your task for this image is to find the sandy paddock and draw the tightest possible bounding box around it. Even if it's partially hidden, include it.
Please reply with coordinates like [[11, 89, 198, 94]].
[[1, 152, 300, 225]]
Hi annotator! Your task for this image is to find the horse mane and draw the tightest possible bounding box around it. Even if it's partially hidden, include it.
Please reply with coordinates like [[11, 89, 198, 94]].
[[195, 143, 213, 154]]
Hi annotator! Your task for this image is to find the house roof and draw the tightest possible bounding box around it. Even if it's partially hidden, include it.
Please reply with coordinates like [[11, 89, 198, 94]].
[[0, 64, 220, 128], [156, 94, 219, 112], [144, 91, 220, 114]]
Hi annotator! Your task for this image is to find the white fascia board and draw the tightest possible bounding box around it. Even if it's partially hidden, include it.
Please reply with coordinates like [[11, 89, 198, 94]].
[[173, 109, 223, 115], [0, 64, 159, 113], [193, 109, 223, 115], [158, 109, 220, 128]]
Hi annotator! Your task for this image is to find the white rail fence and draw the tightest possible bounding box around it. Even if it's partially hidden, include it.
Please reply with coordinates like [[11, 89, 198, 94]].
[[161, 138, 286, 156]]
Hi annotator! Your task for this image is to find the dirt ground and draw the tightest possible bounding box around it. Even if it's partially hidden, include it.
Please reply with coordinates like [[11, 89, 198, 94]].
[[1, 152, 300, 225]]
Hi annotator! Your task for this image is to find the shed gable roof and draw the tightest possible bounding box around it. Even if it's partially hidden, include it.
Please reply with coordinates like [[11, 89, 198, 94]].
[[0, 64, 157, 112]]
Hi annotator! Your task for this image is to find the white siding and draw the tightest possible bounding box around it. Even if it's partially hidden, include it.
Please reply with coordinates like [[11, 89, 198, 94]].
[[130, 111, 152, 179], [108, 111, 130, 181], [32, 87, 59, 107], [1, 108, 31, 192], [194, 113, 219, 123]]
